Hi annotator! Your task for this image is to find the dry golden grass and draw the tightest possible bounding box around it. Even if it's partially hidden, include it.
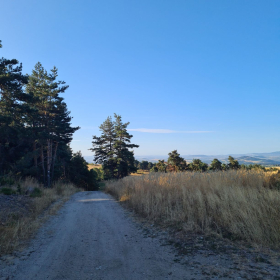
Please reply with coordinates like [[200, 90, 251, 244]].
[[88, 164, 102, 170], [0, 178, 78, 255], [106, 170, 280, 247], [130, 170, 150, 176]]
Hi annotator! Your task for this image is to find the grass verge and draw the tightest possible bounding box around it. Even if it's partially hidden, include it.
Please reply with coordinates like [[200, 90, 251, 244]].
[[0, 178, 78, 255], [105, 170, 280, 248]]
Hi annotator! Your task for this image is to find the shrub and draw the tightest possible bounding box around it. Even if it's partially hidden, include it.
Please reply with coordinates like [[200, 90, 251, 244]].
[[30, 187, 43, 197], [0, 187, 15, 195]]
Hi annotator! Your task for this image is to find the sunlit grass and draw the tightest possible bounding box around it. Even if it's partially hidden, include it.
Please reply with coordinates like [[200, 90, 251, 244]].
[[88, 164, 102, 170], [106, 170, 280, 247]]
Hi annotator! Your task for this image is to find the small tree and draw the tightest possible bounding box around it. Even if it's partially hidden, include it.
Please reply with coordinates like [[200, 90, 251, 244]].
[[155, 160, 167, 172], [90, 116, 116, 179], [228, 156, 240, 170], [150, 165, 158, 172], [167, 150, 187, 172], [189, 159, 208, 172], [147, 162, 154, 170], [209, 158, 222, 171], [139, 160, 149, 170], [69, 151, 98, 191], [221, 163, 228, 171]]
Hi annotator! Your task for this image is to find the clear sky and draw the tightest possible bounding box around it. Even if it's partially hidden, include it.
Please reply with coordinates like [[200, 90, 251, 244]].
[[1, 0, 279, 157]]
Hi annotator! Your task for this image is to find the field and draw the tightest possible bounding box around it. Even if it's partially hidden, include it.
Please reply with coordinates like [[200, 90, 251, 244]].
[[106, 170, 280, 248], [87, 164, 102, 170], [130, 169, 150, 176]]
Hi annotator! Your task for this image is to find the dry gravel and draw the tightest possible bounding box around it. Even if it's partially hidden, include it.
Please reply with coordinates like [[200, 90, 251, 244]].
[[0, 191, 279, 279]]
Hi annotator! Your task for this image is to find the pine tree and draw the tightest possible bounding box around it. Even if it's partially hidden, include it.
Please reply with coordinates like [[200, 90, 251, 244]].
[[90, 114, 139, 179], [0, 40, 29, 175], [167, 150, 187, 172], [189, 159, 208, 172], [90, 116, 116, 179], [227, 156, 240, 170], [209, 158, 222, 171], [113, 114, 139, 178], [25, 62, 79, 186]]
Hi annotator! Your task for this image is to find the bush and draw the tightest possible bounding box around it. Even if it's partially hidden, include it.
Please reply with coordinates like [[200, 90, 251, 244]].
[[30, 187, 43, 197], [0, 187, 15, 195], [0, 176, 15, 186]]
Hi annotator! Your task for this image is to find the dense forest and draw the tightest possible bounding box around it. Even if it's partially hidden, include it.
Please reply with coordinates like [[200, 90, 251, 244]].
[[0, 41, 97, 190]]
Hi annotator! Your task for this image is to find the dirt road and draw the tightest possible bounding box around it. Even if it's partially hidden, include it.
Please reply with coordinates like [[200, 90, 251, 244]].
[[0, 192, 192, 280]]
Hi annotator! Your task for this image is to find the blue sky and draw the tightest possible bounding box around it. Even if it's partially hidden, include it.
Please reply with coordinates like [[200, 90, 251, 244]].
[[1, 0, 279, 157]]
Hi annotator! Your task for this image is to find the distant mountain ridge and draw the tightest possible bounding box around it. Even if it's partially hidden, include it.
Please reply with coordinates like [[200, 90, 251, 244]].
[[84, 151, 280, 166]]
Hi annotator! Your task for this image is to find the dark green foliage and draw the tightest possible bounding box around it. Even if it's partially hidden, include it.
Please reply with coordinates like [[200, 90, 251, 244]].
[[189, 159, 208, 172], [90, 114, 139, 179], [0, 176, 15, 186], [153, 160, 167, 172], [30, 187, 43, 197], [221, 163, 228, 171], [147, 162, 154, 170], [227, 156, 240, 170], [93, 168, 104, 181], [139, 161, 149, 170], [17, 184, 22, 194], [0, 41, 92, 189], [25, 62, 79, 187], [209, 158, 223, 171], [240, 164, 265, 171], [167, 150, 187, 172], [0, 187, 15, 195], [135, 160, 154, 171], [69, 151, 98, 190], [150, 166, 159, 172], [134, 159, 140, 169], [0, 41, 29, 176]]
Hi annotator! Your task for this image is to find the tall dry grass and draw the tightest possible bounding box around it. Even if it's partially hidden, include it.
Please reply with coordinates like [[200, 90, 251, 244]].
[[0, 178, 78, 255], [106, 170, 280, 247]]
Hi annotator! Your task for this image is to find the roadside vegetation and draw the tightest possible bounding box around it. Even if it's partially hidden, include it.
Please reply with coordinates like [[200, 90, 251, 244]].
[[0, 177, 77, 255], [0, 40, 98, 255], [106, 169, 280, 248]]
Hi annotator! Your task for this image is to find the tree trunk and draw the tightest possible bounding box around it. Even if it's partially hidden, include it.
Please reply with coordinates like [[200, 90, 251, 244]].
[[51, 141, 58, 182], [40, 145, 46, 187], [33, 141, 37, 167], [47, 139, 52, 188]]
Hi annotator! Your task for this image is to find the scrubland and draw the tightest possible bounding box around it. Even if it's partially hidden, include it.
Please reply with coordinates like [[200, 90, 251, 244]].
[[0, 178, 78, 255], [106, 170, 280, 247]]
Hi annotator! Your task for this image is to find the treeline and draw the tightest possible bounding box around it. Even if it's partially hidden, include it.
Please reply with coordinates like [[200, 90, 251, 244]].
[[0, 41, 97, 190], [136, 150, 267, 173], [134, 160, 154, 171]]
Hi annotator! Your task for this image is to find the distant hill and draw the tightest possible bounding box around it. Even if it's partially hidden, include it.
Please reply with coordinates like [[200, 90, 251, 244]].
[[83, 152, 280, 166], [236, 156, 280, 166]]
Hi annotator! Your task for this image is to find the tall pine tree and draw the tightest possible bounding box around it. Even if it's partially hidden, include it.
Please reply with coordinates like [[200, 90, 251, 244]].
[[0, 40, 29, 175], [25, 62, 79, 186], [90, 114, 139, 179]]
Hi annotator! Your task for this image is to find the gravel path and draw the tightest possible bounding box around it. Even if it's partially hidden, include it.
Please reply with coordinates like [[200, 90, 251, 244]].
[[0, 191, 192, 280]]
